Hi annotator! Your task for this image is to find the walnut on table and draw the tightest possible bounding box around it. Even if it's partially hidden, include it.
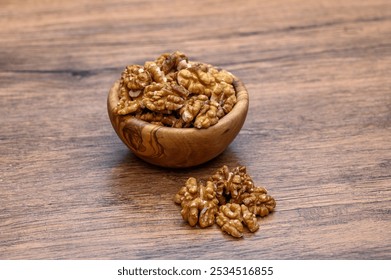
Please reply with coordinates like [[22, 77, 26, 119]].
[[210, 165, 255, 204], [174, 177, 219, 228], [238, 187, 277, 217], [216, 203, 244, 238], [215, 203, 260, 238], [241, 204, 259, 233], [174, 165, 276, 238]]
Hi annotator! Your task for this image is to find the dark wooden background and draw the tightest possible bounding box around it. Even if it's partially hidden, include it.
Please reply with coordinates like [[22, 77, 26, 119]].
[[1, 0, 390, 259]]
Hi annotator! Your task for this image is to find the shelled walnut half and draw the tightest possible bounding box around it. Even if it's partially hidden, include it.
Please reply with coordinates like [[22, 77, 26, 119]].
[[174, 177, 219, 228], [174, 165, 276, 238], [114, 51, 237, 128]]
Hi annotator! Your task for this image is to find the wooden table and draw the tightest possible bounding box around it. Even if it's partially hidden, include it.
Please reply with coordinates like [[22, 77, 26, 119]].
[[1, 0, 390, 259]]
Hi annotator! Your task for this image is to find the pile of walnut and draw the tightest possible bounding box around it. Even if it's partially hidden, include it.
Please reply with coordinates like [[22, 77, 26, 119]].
[[174, 165, 276, 238], [114, 51, 237, 128]]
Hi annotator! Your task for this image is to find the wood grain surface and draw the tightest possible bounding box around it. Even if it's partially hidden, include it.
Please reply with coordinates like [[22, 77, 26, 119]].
[[1, 0, 390, 259]]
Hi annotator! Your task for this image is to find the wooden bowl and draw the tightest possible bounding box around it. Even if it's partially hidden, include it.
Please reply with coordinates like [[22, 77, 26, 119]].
[[107, 76, 249, 168]]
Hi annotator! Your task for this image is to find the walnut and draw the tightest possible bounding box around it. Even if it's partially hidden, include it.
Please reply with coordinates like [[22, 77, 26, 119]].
[[165, 71, 177, 83], [214, 69, 235, 96], [210, 165, 230, 205], [241, 204, 259, 232], [239, 187, 277, 217], [179, 95, 208, 124], [115, 86, 144, 115], [222, 94, 237, 114], [154, 53, 171, 70], [210, 165, 255, 203], [216, 203, 244, 238], [177, 66, 216, 96], [174, 177, 219, 228], [216, 203, 260, 237], [121, 65, 152, 92], [114, 51, 237, 128], [193, 100, 221, 129], [208, 68, 234, 83], [210, 82, 236, 114], [115, 65, 152, 115], [134, 111, 184, 128], [156, 51, 190, 74], [178, 93, 225, 128], [144, 61, 167, 83], [116, 98, 143, 115], [170, 82, 190, 98], [142, 82, 185, 113]]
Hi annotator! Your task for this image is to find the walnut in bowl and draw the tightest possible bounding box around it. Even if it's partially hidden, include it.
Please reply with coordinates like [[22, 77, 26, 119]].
[[107, 52, 249, 168]]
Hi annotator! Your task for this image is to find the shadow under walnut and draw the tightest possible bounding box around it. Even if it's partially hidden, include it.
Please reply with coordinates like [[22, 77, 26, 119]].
[[107, 76, 249, 168]]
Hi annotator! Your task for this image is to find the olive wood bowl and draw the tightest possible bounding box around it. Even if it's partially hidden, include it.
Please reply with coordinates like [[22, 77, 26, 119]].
[[107, 76, 249, 168]]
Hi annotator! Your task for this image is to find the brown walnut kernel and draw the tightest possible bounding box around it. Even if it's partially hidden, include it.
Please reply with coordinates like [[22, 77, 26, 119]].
[[174, 177, 219, 228], [179, 95, 209, 124], [193, 100, 221, 129], [215, 203, 259, 237], [238, 187, 277, 217], [241, 204, 259, 233], [144, 61, 167, 83], [142, 82, 185, 113], [134, 111, 185, 128], [115, 86, 144, 115], [156, 51, 189, 74], [177, 66, 216, 96], [114, 51, 237, 128], [216, 203, 244, 238], [121, 65, 152, 92], [174, 165, 276, 238], [210, 165, 255, 203]]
